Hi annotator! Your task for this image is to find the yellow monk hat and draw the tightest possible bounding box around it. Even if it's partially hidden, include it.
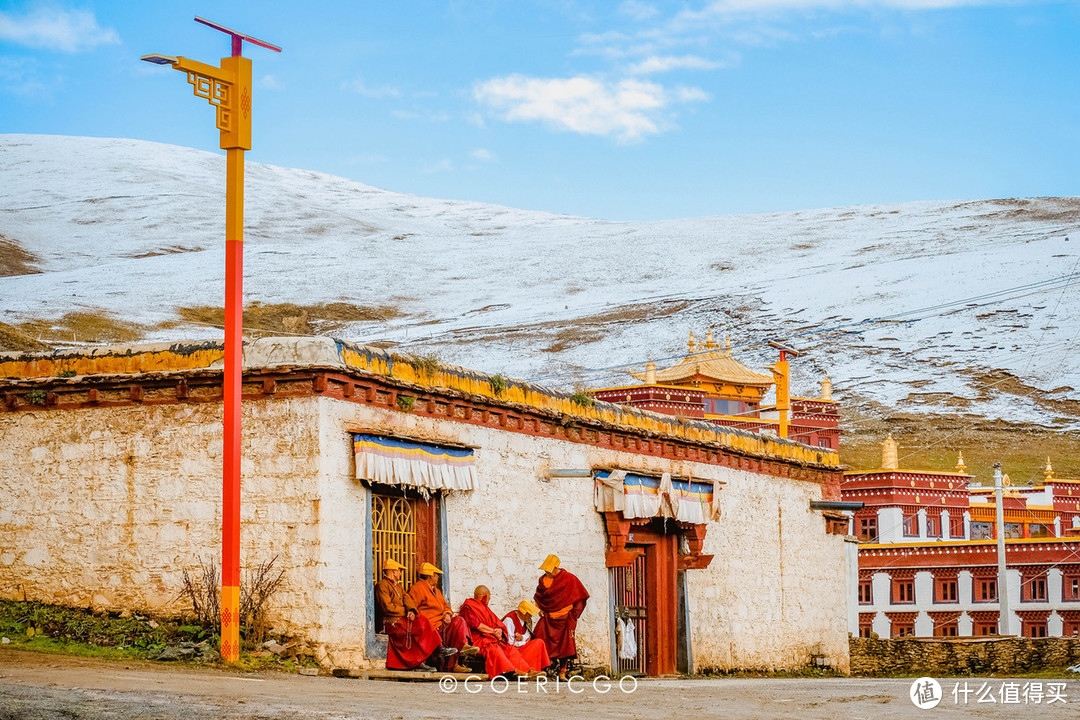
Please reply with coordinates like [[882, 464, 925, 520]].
[[539, 554, 560, 573], [517, 599, 540, 617], [419, 562, 443, 576], [382, 558, 406, 571]]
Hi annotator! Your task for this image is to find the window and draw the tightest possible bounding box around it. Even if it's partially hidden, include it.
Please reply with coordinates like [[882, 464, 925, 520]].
[[1004, 522, 1023, 539], [934, 622, 959, 638], [1063, 575, 1080, 602], [891, 620, 915, 637], [1022, 620, 1048, 638], [706, 398, 746, 416], [859, 578, 873, 605], [970, 521, 994, 540], [1023, 574, 1048, 602], [892, 578, 915, 604], [975, 577, 998, 603], [858, 517, 878, 543], [934, 577, 958, 603], [949, 515, 965, 539], [818, 439, 831, 448], [858, 613, 875, 639], [903, 513, 919, 537], [1028, 523, 1051, 538], [971, 618, 998, 636], [1063, 619, 1080, 637], [925, 513, 941, 538]]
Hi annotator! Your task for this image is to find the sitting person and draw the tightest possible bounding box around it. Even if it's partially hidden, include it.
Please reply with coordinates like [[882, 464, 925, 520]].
[[407, 562, 475, 672], [459, 586, 550, 677], [374, 558, 445, 672], [502, 599, 540, 648]]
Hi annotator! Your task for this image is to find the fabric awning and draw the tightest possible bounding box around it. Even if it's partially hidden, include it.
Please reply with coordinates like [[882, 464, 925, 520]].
[[353, 433, 475, 492], [594, 469, 722, 524]]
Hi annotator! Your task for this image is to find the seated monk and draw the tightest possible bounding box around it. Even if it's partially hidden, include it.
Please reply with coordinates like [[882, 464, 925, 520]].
[[533, 554, 589, 680], [407, 562, 476, 672], [458, 586, 549, 676], [374, 558, 444, 672], [501, 598, 549, 669]]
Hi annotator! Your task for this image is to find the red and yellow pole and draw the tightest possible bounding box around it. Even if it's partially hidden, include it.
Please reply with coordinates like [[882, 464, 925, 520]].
[[144, 22, 272, 660]]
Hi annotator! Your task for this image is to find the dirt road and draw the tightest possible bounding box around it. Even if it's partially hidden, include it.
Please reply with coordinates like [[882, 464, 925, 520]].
[[0, 648, 1077, 719]]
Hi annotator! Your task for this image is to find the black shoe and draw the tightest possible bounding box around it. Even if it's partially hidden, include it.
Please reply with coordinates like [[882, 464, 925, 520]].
[[436, 646, 457, 659], [414, 663, 436, 672]]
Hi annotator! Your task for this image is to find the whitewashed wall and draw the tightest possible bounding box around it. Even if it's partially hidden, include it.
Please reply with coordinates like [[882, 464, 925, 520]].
[[0, 392, 848, 671]]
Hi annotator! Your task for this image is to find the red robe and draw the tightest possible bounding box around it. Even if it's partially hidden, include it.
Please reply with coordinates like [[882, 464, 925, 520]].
[[459, 598, 548, 675], [408, 580, 471, 670], [503, 610, 551, 671], [384, 613, 442, 670], [533, 569, 589, 661]]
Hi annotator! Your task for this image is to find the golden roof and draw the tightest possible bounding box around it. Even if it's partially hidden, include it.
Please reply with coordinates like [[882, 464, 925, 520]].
[[631, 332, 773, 387]]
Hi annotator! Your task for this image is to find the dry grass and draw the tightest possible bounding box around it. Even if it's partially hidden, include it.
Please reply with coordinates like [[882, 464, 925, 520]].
[[12, 311, 143, 348], [167, 301, 403, 337], [0, 235, 41, 277], [0, 321, 53, 352], [839, 400, 1080, 484]]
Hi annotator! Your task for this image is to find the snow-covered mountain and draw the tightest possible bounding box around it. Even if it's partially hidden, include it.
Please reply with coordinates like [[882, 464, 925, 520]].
[[3, 134, 1079, 441]]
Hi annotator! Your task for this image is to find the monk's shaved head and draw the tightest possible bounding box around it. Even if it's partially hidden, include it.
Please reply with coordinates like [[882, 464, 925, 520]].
[[473, 585, 490, 600]]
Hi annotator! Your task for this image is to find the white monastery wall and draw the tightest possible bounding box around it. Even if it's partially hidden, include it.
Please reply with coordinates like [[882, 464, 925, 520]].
[[0, 398, 324, 632], [0, 391, 847, 672]]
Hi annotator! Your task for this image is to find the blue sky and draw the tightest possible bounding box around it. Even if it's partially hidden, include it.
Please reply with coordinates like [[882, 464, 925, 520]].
[[1, 1, 1078, 220]]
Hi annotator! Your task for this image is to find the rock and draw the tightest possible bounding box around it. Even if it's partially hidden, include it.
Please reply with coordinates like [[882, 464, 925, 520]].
[[264, 642, 287, 655], [153, 647, 182, 661], [147, 620, 159, 629], [119, 609, 132, 619], [1, 637, 9, 644], [298, 668, 319, 676], [200, 646, 221, 662]]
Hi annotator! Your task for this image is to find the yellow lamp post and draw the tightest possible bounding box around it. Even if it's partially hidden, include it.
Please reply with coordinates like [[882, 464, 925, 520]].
[[143, 16, 280, 663]]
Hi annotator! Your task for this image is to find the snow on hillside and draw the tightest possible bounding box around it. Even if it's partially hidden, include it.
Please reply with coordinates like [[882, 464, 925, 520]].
[[2, 134, 1079, 429]]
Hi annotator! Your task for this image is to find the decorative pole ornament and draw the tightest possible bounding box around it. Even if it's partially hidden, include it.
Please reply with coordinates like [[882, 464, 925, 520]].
[[142, 17, 281, 663]]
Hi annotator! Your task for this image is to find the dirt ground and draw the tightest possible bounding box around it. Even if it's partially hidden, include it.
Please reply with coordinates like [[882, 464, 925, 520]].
[[0, 648, 1077, 720]]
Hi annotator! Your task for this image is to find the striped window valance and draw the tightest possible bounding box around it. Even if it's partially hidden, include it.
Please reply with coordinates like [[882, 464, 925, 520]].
[[353, 434, 475, 492], [594, 469, 722, 524]]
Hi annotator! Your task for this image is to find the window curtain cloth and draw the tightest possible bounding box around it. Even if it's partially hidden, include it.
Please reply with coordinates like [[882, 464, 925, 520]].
[[353, 433, 475, 491], [593, 469, 722, 524]]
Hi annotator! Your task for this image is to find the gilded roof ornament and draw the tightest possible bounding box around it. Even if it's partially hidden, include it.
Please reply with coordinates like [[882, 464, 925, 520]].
[[956, 450, 967, 474], [704, 328, 718, 350], [881, 434, 898, 470], [687, 330, 697, 354], [1045, 457, 1054, 481]]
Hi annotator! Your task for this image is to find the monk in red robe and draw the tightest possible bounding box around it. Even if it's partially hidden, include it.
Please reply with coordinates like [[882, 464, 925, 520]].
[[501, 598, 551, 673], [459, 586, 549, 677], [374, 558, 443, 671], [407, 562, 475, 672], [533, 554, 589, 679]]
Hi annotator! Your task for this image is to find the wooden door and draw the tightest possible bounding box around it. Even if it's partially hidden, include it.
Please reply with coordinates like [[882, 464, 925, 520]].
[[612, 525, 678, 676]]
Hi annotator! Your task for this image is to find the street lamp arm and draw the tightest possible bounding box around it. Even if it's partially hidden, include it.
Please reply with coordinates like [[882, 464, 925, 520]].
[[173, 56, 236, 84]]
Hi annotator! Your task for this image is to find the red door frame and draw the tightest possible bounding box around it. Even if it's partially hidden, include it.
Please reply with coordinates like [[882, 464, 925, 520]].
[[628, 525, 678, 676]]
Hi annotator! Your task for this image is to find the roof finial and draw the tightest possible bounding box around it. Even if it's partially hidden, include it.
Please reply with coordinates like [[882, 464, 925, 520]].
[[882, 434, 898, 470], [645, 359, 656, 385], [1045, 456, 1054, 481], [724, 334, 732, 353], [704, 327, 718, 350], [687, 330, 697, 354], [820, 376, 832, 402], [956, 450, 967, 474]]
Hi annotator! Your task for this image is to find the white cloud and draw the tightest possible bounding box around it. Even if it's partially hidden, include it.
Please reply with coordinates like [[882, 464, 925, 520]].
[[0, 7, 118, 53], [340, 78, 401, 98], [680, 0, 1016, 19], [474, 74, 705, 143], [0, 56, 49, 96], [259, 74, 282, 90], [627, 55, 726, 75], [619, 1, 660, 21], [420, 158, 453, 174], [471, 148, 496, 162]]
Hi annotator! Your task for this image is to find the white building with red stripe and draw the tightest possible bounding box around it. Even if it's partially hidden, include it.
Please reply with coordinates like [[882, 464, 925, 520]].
[[843, 437, 1080, 639]]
